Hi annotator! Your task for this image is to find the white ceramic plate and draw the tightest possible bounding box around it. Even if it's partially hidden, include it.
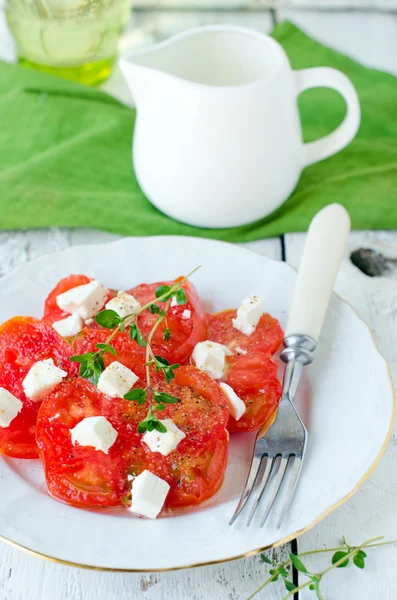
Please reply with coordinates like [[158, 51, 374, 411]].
[[0, 237, 394, 571]]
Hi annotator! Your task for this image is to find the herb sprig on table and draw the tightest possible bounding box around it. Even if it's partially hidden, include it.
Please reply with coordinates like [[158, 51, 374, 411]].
[[248, 535, 397, 599], [70, 267, 200, 433]]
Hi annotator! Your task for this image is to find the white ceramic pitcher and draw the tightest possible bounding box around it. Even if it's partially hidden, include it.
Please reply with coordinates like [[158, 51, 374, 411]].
[[120, 26, 360, 229]]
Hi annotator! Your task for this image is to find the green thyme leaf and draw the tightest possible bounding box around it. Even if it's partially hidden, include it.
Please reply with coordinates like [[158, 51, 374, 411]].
[[269, 569, 279, 582], [154, 420, 167, 433], [332, 551, 350, 568], [154, 355, 170, 367], [96, 343, 117, 356], [95, 309, 121, 329], [70, 353, 94, 363], [155, 285, 171, 299], [154, 391, 178, 404], [260, 554, 272, 564], [129, 323, 147, 347], [148, 304, 161, 314], [283, 580, 297, 592], [353, 553, 366, 569], [174, 288, 188, 305], [154, 403, 165, 411], [137, 421, 148, 434], [124, 388, 146, 403], [163, 328, 171, 341], [290, 553, 308, 573]]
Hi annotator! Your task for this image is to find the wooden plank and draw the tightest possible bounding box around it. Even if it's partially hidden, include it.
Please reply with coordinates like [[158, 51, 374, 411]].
[[284, 231, 397, 599]]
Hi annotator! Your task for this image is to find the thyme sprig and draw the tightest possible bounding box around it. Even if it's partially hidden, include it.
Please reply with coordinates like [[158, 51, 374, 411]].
[[70, 267, 200, 433], [248, 535, 397, 600]]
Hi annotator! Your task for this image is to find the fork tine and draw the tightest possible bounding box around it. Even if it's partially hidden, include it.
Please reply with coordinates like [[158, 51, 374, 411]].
[[276, 456, 303, 529], [260, 455, 289, 528], [229, 454, 262, 525], [246, 456, 274, 526]]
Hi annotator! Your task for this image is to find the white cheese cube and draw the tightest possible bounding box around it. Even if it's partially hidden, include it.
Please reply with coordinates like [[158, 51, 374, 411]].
[[220, 383, 246, 421], [0, 388, 23, 428], [70, 416, 118, 454], [170, 296, 178, 307], [129, 470, 170, 519], [192, 340, 230, 379], [56, 280, 108, 319], [232, 295, 265, 335], [142, 419, 186, 456], [97, 361, 139, 398], [52, 313, 83, 337], [182, 309, 191, 320], [22, 358, 67, 402], [105, 292, 141, 319]]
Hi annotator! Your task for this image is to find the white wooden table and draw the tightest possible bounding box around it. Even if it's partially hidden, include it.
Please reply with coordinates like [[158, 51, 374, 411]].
[[1, 6, 397, 599]]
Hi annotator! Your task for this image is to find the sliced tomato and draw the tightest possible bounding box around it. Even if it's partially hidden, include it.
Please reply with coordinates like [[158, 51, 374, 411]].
[[130, 366, 229, 509], [127, 279, 207, 364], [36, 366, 229, 510], [36, 378, 140, 507], [208, 309, 283, 355], [70, 329, 146, 380], [208, 310, 283, 433], [43, 274, 115, 327], [0, 317, 77, 458]]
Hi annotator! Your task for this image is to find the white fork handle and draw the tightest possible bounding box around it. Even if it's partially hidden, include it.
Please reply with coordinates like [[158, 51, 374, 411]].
[[285, 204, 351, 342]]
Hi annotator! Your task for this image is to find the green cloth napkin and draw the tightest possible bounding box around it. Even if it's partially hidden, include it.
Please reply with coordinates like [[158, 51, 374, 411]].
[[1, 21, 397, 241]]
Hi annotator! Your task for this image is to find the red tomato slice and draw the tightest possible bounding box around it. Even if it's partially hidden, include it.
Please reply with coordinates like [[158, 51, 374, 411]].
[[208, 310, 283, 433], [0, 317, 77, 458], [36, 366, 229, 510], [127, 279, 207, 364], [36, 378, 140, 507], [70, 329, 146, 380], [43, 274, 115, 327]]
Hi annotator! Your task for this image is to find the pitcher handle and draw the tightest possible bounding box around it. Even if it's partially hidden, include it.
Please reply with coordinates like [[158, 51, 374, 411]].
[[294, 67, 361, 168]]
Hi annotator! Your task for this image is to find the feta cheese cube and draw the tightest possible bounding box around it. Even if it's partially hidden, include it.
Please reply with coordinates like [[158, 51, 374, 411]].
[[105, 292, 141, 319], [170, 296, 178, 308], [56, 280, 108, 319], [129, 470, 170, 519], [192, 340, 230, 379], [22, 358, 67, 402], [97, 361, 139, 398], [142, 419, 186, 456], [182, 309, 191, 320], [52, 313, 83, 337], [0, 388, 23, 428], [70, 416, 118, 454], [220, 383, 246, 421], [232, 295, 265, 335]]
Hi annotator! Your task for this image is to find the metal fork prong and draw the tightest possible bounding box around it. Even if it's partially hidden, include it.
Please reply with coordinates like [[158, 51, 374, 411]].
[[246, 456, 274, 526], [276, 456, 303, 529], [260, 455, 290, 528], [229, 454, 262, 525]]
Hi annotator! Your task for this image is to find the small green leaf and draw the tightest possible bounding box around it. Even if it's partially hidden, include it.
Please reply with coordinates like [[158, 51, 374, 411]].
[[154, 356, 170, 367], [129, 323, 147, 347], [148, 304, 161, 314], [155, 285, 171, 299], [137, 421, 148, 434], [309, 584, 316, 590], [79, 361, 93, 380], [174, 288, 188, 305], [124, 388, 146, 403], [154, 403, 165, 411], [96, 343, 117, 356], [154, 391, 179, 404], [269, 569, 279, 582], [260, 554, 272, 564], [331, 551, 350, 568], [283, 580, 296, 592], [95, 309, 121, 329], [357, 550, 367, 559], [353, 553, 365, 569], [290, 553, 308, 573], [70, 353, 94, 363], [119, 323, 126, 333], [154, 420, 167, 433], [164, 328, 171, 341]]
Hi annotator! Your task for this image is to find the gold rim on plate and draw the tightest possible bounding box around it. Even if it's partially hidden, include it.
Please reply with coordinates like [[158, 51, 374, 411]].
[[0, 248, 394, 572]]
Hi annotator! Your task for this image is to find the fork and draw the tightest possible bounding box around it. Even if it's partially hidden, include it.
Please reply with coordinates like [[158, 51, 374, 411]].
[[230, 203, 351, 528]]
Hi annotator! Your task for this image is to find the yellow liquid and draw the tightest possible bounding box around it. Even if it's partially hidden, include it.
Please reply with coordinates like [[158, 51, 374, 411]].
[[19, 56, 116, 86], [6, 0, 131, 86]]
